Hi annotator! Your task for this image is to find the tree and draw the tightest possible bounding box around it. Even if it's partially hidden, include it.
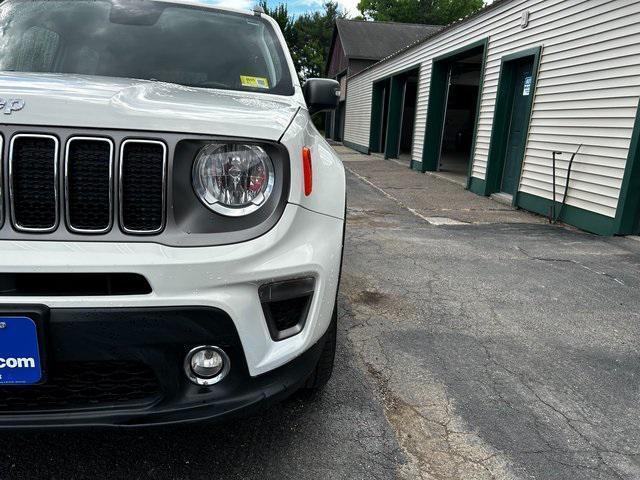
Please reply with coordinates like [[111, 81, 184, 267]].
[[357, 0, 484, 25], [262, 1, 345, 81], [293, 2, 344, 79], [259, 1, 295, 46]]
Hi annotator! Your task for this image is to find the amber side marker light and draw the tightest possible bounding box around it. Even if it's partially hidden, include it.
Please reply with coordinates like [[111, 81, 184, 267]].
[[302, 147, 312, 196]]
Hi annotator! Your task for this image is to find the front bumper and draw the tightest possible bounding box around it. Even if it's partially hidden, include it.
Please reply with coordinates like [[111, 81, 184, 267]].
[[0, 204, 343, 376], [0, 306, 328, 429], [0, 204, 343, 426]]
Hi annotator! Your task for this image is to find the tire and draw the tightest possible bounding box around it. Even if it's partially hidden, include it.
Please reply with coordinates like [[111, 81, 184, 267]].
[[304, 306, 337, 392]]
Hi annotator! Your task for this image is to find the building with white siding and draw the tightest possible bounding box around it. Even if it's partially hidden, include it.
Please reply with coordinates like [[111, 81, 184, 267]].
[[341, 0, 640, 235]]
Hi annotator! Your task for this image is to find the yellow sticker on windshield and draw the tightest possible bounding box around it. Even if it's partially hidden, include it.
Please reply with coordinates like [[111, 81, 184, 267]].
[[240, 75, 270, 89]]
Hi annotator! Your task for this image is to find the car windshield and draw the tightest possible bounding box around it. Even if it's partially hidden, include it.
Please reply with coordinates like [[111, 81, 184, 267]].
[[0, 0, 294, 95]]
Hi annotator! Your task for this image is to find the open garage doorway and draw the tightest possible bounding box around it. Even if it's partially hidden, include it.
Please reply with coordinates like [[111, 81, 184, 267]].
[[421, 40, 487, 185], [369, 68, 420, 162], [438, 52, 483, 181]]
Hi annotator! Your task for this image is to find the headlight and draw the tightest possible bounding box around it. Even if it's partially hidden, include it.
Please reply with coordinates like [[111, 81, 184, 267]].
[[192, 143, 275, 217]]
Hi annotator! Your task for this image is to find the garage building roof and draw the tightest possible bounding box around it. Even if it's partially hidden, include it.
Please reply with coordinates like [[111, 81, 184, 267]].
[[335, 19, 442, 61]]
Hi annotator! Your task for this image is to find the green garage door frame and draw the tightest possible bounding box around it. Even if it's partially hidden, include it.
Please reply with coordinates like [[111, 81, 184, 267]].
[[384, 74, 406, 159], [481, 47, 541, 200], [368, 65, 422, 160], [614, 98, 640, 235], [419, 38, 488, 178], [368, 79, 389, 154]]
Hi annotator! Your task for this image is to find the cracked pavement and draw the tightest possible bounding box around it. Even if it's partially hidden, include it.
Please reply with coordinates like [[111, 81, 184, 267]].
[[1, 146, 639, 480], [340, 149, 640, 479]]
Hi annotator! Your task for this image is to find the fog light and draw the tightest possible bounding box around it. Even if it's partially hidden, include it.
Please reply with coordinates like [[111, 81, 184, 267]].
[[184, 346, 230, 386]]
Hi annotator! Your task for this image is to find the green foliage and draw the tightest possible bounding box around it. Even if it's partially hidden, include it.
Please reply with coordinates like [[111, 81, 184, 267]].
[[259, 1, 294, 45], [357, 0, 485, 25], [261, 1, 345, 81]]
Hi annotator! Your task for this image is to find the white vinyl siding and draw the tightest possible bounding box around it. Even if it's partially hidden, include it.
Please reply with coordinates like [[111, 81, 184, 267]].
[[343, 0, 640, 219]]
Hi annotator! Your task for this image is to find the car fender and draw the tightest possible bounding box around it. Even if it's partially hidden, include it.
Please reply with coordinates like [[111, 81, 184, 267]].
[[280, 109, 346, 220]]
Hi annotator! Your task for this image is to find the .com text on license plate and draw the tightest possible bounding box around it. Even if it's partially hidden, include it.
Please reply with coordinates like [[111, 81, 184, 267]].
[[0, 317, 43, 385]]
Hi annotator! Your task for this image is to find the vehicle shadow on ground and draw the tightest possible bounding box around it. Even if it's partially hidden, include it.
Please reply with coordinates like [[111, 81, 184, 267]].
[[0, 395, 319, 479]]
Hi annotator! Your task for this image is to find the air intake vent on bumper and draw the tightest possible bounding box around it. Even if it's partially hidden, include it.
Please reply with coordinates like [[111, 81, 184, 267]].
[[259, 278, 315, 341], [0, 361, 161, 412]]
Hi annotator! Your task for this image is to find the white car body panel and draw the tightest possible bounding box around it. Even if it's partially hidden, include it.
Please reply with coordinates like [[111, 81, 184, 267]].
[[0, 2, 345, 379], [282, 111, 347, 219]]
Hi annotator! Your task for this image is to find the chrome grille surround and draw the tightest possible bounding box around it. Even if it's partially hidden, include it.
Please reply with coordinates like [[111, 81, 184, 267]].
[[64, 136, 115, 234], [9, 133, 60, 233], [119, 139, 168, 235]]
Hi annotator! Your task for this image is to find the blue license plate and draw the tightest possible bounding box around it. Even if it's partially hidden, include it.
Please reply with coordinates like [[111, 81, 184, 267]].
[[0, 316, 43, 385]]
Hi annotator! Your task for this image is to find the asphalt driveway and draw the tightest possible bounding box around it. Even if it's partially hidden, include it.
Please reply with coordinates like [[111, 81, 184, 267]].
[[0, 148, 639, 480], [341, 152, 640, 479]]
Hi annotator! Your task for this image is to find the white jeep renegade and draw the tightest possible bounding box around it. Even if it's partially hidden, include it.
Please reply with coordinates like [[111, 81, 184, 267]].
[[0, 0, 345, 428]]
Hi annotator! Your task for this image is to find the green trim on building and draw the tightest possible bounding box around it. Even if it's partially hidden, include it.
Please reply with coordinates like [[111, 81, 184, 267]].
[[614, 99, 640, 235], [343, 140, 370, 155], [468, 177, 486, 196], [484, 46, 542, 199], [385, 75, 404, 159], [369, 80, 387, 153], [421, 60, 449, 171], [411, 160, 423, 172], [465, 39, 489, 189], [518, 192, 617, 236], [421, 38, 489, 175]]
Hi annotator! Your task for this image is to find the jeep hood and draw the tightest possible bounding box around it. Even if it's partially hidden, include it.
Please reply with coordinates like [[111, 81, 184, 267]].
[[0, 73, 301, 141]]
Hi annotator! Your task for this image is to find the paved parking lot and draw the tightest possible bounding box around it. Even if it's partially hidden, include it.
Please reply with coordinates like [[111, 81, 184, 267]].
[[341, 153, 640, 479], [1, 147, 639, 479]]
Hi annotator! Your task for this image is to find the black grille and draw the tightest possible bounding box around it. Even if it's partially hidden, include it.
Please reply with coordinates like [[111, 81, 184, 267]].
[[11, 135, 58, 231], [268, 296, 311, 331], [0, 361, 161, 413], [67, 139, 113, 232], [121, 141, 166, 233]]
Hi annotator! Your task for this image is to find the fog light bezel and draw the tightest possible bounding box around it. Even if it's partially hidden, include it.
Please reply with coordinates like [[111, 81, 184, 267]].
[[184, 345, 230, 386], [259, 277, 315, 342]]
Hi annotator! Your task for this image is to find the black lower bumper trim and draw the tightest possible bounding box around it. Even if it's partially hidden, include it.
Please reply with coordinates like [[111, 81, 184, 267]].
[[0, 306, 325, 429]]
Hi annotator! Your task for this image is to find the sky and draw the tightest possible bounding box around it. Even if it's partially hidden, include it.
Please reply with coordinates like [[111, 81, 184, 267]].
[[208, 0, 492, 17], [210, 0, 360, 16]]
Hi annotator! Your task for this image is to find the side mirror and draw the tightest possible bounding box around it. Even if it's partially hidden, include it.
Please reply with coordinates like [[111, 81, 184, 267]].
[[303, 78, 340, 116]]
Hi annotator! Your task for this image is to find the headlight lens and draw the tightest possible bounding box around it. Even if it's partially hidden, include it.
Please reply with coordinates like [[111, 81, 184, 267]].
[[192, 143, 275, 217]]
